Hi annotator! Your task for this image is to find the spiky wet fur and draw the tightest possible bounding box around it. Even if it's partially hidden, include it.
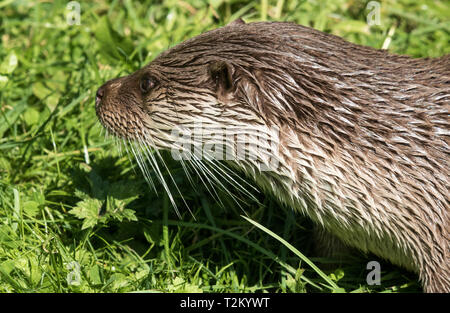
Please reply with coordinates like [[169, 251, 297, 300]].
[[96, 21, 450, 292]]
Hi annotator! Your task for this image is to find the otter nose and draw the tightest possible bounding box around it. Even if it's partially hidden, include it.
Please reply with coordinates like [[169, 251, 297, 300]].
[[95, 85, 106, 107]]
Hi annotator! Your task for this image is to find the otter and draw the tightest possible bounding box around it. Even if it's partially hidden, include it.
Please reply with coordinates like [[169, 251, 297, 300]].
[[95, 20, 449, 292]]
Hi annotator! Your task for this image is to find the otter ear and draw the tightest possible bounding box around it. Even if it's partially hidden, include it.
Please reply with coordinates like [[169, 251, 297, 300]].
[[227, 18, 245, 27], [208, 61, 236, 102]]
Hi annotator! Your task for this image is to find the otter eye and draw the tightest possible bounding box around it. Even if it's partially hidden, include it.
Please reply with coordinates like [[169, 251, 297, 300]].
[[140, 76, 156, 94]]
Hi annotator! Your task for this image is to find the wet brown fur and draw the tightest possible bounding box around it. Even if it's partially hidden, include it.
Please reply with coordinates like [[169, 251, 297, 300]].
[[96, 21, 449, 292]]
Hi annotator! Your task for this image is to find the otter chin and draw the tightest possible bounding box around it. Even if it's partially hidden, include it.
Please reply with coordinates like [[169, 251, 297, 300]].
[[95, 19, 449, 293]]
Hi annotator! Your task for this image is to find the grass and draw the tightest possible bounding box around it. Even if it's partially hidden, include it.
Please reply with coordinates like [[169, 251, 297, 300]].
[[0, 0, 448, 293]]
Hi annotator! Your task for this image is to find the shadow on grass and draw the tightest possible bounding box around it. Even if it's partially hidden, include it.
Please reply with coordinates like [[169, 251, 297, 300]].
[[59, 153, 421, 292]]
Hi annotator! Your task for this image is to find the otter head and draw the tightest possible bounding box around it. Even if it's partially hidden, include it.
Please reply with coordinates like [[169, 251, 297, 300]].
[[95, 19, 291, 172]]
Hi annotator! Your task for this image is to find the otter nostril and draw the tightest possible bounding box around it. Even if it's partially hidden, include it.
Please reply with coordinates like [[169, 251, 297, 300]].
[[96, 86, 105, 106]]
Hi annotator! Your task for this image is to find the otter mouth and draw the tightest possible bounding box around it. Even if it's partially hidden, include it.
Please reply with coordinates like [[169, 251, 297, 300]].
[[95, 76, 146, 141], [95, 84, 104, 109]]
